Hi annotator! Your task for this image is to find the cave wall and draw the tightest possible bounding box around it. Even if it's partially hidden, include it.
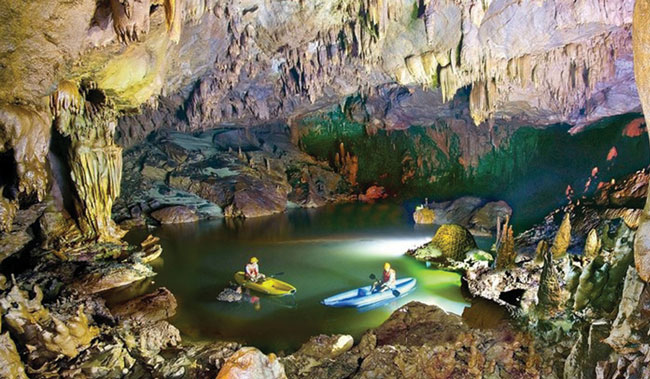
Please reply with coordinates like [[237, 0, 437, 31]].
[[0, 0, 644, 242]]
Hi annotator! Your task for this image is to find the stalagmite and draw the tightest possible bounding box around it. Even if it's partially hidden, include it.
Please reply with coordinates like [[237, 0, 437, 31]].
[[551, 213, 572, 258], [534, 240, 549, 265], [583, 229, 601, 263], [0, 285, 99, 366], [495, 218, 515, 270], [536, 249, 565, 317]]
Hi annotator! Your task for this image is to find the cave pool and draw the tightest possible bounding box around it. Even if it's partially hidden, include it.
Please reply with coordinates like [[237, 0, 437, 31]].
[[123, 202, 492, 353]]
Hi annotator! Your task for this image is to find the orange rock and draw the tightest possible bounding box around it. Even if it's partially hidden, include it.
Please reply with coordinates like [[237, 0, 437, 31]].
[[359, 186, 387, 202]]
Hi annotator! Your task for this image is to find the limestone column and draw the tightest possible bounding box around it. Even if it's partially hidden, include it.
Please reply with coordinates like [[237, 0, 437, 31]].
[[632, 0, 650, 282], [51, 81, 125, 243]]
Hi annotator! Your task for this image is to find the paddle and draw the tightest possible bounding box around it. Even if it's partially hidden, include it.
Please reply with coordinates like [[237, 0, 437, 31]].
[[369, 274, 401, 297], [268, 272, 284, 278]]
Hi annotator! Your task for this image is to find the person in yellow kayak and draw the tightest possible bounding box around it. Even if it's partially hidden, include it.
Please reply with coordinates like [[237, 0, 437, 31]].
[[245, 257, 266, 283], [372, 262, 396, 292]]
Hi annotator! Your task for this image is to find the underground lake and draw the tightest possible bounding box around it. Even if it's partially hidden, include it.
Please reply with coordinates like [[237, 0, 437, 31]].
[[123, 202, 490, 353]]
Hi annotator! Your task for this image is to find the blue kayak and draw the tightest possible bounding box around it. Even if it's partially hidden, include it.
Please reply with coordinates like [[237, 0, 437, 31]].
[[321, 278, 417, 308]]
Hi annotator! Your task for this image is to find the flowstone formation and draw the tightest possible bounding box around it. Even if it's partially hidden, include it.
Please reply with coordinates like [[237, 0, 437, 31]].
[[51, 81, 125, 242]]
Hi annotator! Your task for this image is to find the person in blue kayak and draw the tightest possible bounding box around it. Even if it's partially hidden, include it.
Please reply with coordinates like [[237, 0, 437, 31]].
[[245, 257, 266, 283], [372, 262, 397, 292]]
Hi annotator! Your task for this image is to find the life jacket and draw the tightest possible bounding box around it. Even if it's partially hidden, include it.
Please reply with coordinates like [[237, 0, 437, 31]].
[[383, 268, 395, 284]]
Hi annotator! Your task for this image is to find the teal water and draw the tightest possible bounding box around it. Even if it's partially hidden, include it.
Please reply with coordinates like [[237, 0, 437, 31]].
[[125, 203, 490, 353]]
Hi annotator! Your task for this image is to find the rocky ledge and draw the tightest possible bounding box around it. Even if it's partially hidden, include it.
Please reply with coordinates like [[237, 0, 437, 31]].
[[113, 126, 352, 226]]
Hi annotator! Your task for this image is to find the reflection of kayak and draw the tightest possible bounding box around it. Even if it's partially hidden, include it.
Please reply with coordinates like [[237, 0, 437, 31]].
[[321, 278, 416, 308], [234, 272, 296, 296]]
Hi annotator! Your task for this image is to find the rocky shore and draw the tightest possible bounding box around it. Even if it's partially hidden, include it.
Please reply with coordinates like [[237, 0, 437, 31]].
[[0, 168, 647, 378]]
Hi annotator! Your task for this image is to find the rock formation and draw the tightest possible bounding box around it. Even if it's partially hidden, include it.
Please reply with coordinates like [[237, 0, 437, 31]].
[[411, 223, 478, 262], [633, 0, 650, 283], [0, 0, 648, 377], [51, 81, 125, 242], [495, 218, 516, 270], [551, 212, 572, 258]]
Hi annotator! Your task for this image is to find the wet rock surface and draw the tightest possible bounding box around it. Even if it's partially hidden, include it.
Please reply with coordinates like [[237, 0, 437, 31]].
[[151, 205, 199, 224]]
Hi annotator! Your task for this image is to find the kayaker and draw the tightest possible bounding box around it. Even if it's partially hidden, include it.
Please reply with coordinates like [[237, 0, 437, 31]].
[[372, 262, 396, 292], [245, 257, 266, 283]]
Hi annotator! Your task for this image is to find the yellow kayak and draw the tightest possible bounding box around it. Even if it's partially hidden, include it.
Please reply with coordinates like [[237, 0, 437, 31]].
[[234, 271, 296, 296]]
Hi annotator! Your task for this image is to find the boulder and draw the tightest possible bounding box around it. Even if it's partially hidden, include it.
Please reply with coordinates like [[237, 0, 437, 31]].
[[413, 207, 435, 224], [217, 287, 244, 303], [110, 287, 177, 325], [412, 224, 477, 261], [426, 197, 483, 225], [281, 335, 357, 379], [359, 186, 388, 202], [469, 200, 513, 234], [224, 184, 288, 218], [151, 205, 199, 224], [216, 347, 286, 379]]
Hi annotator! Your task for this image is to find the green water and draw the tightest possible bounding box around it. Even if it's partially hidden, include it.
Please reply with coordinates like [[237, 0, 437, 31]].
[[125, 203, 489, 353]]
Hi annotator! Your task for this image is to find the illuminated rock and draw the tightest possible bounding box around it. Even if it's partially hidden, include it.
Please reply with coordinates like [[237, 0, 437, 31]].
[[51, 82, 125, 243], [217, 347, 286, 379], [0, 284, 99, 368], [551, 213, 572, 258], [427, 224, 477, 261], [413, 206, 435, 224]]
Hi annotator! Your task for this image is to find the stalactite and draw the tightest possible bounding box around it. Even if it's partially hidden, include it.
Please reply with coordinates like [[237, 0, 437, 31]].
[[0, 103, 51, 231], [418, 9, 631, 125], [49, 80, 84, 117], [440, 66, 462, 102], [110, 0, 152, 44], [162, 0, 182, 43], [0, 194, 17, 233]]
